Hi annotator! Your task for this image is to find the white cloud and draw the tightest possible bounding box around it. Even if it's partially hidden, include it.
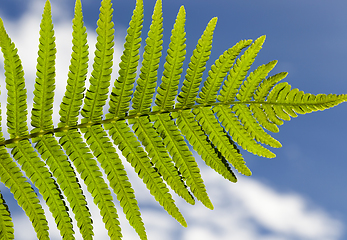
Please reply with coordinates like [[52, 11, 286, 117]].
[[194, 165, 343, 240], [128, 161, 343, 240], [0, 1, 344, 240], [12, 165, 344, 240]]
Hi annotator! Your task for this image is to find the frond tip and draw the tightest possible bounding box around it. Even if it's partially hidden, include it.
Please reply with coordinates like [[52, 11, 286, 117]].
[[0, 0, 346, 239]]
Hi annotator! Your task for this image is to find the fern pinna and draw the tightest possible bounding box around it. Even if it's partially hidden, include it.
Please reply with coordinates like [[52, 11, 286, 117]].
[[0, 0, 345, 239]]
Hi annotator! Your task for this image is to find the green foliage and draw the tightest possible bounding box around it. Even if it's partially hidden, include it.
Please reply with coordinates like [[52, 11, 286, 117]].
[[0, 0, 346, 239]]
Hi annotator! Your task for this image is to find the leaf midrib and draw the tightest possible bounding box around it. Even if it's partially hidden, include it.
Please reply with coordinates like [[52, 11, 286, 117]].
[[1, 98, 344, 146]]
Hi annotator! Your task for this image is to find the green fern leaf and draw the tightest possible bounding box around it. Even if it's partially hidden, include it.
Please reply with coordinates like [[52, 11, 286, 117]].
[[29, 2, 77, 238], [193, 107, 250, 177], [237, 60, 277, 102], [130, 0, 194, 209], [197, 39, 252, 105], [131, 0, 163, 115], [79, 1, 146, 238], [1, 13, 61, 239], [176, 17, 217, 109], [129, 115, 194, 205], [34, 134, 93, 240], [149, 6, 199, 205], [150, 113, 197, 204], [154, 5, 186, 112], [11, 141, 74, 239], [106, 0, 187, 228], [58, 0, 89, 128], [81, 0, 114, 122], [232, 104, 281, 148], [251, 72, 288, 133], [218, 35, 266, 103], [59, 2, 122, 238], [107, 0, 143, 119], [215, 105, 276, 158], [31, 0, 56, 132], [0, 191, 13, 240], [173, 110, 215, 209], [265, 82, 291, 122], [0, 19, 49, 239], [0, 104, 13, 240], [0, 147, 49, 240], [84, 124, 147, 240], [0, 19, 28, 139], [0, 1, 346, 239], [106, 120, 187, 227], [59, 129, 122, 239], [231, 61, 282, 148], [264, 82, 347, 118], [56, 1, 94, 238]]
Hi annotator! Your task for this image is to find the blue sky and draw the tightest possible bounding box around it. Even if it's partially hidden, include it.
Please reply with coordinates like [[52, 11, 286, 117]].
[[0, 0, 346, 239]]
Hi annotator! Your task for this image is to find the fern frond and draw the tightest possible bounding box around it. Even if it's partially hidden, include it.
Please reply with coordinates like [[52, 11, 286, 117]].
[[1, 13, 68, 239], [59, 0, 89, 128], [107, 0, 143, 119], [34, 134, 93, 240], [130, 0, 194, 211], [78, 1, 138, 239], [1, 1, 346, 239], [0, 102, 13, 240], [0, 18, 49, 239], [218, 35, 266, 103], [31, 0, 56, 132], [10, 141, 74, 239], [193, 107, 250, 177], [106, 120, 187, 227], [0, 147, 49, 239], [210, 36, 278, 158], [176, 17, 217, 109], [149, 8, 206, 206], [230, 61, 282, 148], [197, 39, 252, 105], [265, 82, 288, 118], [232, 104, 281, 148], [263, 82, 347, 119], [81, 0, 114, 122], [56, 2, 94, 237], [0, 189, 14, 240], [154, 5, 186, 112], [215, 105, 276, 158], [131, 0, 163, 115], [59, 130, 122, 239], [84, 124, 147, 240], [173, 110, 215, 209], [127, 2, 191, 211], [0, 18, 28, 139], [129, 116, 194, 205], [251, 72, 288, 133], [150, 113, 197, 204], [27, 2, 80, 238], [237, 60, 277, 102]]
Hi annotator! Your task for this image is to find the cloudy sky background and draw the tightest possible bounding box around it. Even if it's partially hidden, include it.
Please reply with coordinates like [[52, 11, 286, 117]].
[[0, 0, 346, 239]]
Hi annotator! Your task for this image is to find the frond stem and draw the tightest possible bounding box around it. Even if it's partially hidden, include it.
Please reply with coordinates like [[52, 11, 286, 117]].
[[1, 98, 344, 146]]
